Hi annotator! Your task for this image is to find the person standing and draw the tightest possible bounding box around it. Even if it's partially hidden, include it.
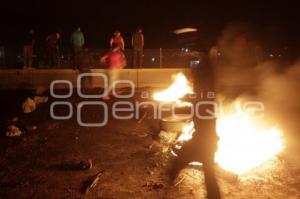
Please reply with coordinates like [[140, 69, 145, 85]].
[[100, 44, 126, 100], [131, 28, 144, 68], [110, 31, 125, 51], [45, 32, 60, 67], [23, 29, 35, 69], [71, 26, 85, 69]]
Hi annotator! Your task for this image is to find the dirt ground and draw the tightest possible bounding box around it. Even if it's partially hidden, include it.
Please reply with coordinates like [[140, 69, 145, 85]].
[[0, 90, 300, 199]]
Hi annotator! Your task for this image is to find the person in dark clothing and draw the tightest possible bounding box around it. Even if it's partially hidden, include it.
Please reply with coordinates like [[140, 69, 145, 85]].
[[23, 29, 35, 69], [131, 28, 144, 68], [45, 32, 60, 67], [71, 26, 85, 69], [110, 31, 125, 51], [171, 55, 221, 199]]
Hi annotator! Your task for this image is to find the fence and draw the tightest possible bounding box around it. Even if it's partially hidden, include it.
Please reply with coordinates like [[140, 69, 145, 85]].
[[0, 47, 202, 69]]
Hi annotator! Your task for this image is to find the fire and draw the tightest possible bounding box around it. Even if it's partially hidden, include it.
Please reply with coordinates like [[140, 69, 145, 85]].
[[177, 121, 195, 143], [215, 112, 284, 174], [153, 73, 193, 104], [175, 110, 284, 174], [154, 73, 284, 174]]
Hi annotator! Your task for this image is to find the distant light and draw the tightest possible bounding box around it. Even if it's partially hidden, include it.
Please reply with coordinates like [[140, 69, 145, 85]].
[[173, 28, 198, 35], [151, 57, 156, 62], [185, 48, 189, 52], [278, 54, 282, 57], [217, 52, 221, 56], [270, 54, 274, 57]]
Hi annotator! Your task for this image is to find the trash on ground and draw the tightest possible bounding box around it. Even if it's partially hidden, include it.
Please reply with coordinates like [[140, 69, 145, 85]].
[[80, 159, 93, 170], [82, 170, 104, 194], [6, 125, 22, 137], [22, 97, 36, 113], [142, 181, 164, 190]]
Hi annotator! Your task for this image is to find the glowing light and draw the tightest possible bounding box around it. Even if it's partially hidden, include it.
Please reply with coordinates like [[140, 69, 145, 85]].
[[154, 73, 284, 174], [173, 28, 198, 34], [215, 111, 284, 174], [153, 73, 193, 104], [177, 121, 195, 142]]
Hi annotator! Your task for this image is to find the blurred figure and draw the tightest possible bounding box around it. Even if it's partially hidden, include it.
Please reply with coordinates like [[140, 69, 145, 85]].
[[110, 31, 125, 51], [100, 44, 126, 100], [131, 28, 144, 68], [71, 26, 85, 69], [23, 29, 35, 69], [45, 32, 60, 67]]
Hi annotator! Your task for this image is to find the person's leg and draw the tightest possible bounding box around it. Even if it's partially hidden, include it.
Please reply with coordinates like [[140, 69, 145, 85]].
[[104, 69, 120, 100], [133, 49, 138, 68], [138, 49, 143, 68]]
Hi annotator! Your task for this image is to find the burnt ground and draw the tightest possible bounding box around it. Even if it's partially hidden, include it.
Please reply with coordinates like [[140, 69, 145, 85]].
[[0, 89, 300, 199]]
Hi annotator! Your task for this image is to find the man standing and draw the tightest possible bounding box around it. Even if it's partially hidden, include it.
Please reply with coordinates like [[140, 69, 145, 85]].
[[71, 26, 85, 68], [23, 29, 35, 69], [131, 28, 144, 68], [45, 32, 60, 67], [100, 44, 126, 100], [110, 31, 125, 51]]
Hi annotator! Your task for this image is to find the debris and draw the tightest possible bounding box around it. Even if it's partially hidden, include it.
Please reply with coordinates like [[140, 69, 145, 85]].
[[83, 171, 104, 194], [33, 96, 48, 105], [174, 175, 187, 187], [80, 159, 93, 170], [6, 125, 22, 137], [159, 130, 178, 144], [142, 181, 164, 190], [22, 97, 36, 113]]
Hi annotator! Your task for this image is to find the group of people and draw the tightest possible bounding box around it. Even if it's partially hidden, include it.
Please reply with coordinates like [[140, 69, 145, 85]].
[[22, 27, 145, 69]]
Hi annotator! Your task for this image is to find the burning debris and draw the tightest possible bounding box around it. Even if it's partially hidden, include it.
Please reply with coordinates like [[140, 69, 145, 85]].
[[153, 72, 285, 175], [153, 73, 193, 105]]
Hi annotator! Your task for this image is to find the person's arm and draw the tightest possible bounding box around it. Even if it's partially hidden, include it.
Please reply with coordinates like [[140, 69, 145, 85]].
[[141, 34, 144, 47], [100, 53, 108, 64], [121, 37, 125, 50], [109, 37, 113, 48]]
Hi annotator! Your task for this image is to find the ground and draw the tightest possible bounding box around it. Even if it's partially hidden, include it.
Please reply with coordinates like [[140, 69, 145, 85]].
[[0, 90, 299, 199]]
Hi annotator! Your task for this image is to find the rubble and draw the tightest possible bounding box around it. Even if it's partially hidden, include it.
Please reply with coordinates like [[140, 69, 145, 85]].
[[22, 97, 36, 113], [6, 125, 23, 137], [79, 159, 93, 170], [82, 170, 104, 194], [22, 96, 48, 113], [142, 181, 164, 190]]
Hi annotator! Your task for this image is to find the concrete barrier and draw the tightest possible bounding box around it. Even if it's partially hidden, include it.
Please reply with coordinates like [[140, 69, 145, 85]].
[[0, 68, 191, 89]]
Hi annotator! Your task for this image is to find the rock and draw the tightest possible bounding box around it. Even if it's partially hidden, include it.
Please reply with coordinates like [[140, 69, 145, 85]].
[[22, 97, 36, 113], [80, 159, 93, 170], [6, 125, 22, 137]]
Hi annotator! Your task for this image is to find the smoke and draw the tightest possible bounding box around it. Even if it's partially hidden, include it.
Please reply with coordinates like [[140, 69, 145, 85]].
[[213, 23, 300, 153]]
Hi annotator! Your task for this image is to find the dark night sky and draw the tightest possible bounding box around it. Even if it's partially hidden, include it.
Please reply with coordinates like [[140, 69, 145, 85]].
[[1, 0, 299, 49]]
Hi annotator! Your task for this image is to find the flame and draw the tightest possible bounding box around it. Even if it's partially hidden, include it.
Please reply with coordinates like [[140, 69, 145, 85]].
[[215, 112, 284, 174], [176, 111, 284, 174], [153, 73, 193, 104], [177, 121, 195, 143], [154, 73, 284, 174]]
